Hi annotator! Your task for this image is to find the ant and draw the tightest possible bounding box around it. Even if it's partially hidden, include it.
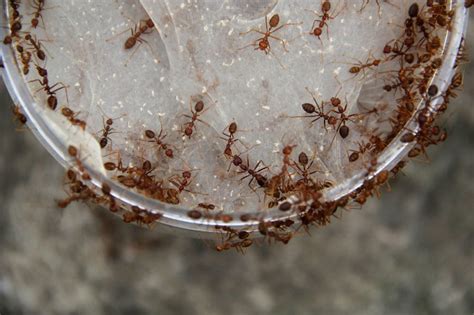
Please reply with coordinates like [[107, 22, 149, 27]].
[[183, 100, 210, 138], [328, 98, 364, 139], [61, 107, 87, 130], [289, 88, 333, 129], [346, 52, 383, 79], [3, 1, 22, 44], [24, 34, 47, 61], [15, 44, 33, 75], [292, 151, 320, 185], [348, 141, 373, 162], [30, 0, 56, 29], [197, 203, 216, 211], [97, 110, 125, 149], [67, 145, 90, 180], [220, 121, 239, 158], [30, 0, 45, 28], [11, 105, 27, 125], [308, 1, 344, 43], [108, 18, 157, 65], [238, 157, 269, 190], [30, 64, 68, 110], [240, 14, 299, 55], [169, 170, 199, 194], [143, 127, 173, 158], [124, 19, 154, 50]]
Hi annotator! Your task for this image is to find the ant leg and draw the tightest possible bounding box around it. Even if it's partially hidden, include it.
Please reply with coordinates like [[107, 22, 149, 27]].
[[239, 29, 266, 36]]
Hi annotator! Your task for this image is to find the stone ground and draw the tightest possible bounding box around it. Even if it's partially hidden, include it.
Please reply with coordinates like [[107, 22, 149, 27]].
[[0, 16, 473, 315]]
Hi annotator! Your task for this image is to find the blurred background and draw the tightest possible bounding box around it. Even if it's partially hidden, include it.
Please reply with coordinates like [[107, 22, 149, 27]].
[[0, 13, 473, 315]]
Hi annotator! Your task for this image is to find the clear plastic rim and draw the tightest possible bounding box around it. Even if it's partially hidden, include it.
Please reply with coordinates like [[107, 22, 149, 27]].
[[0, 0, 469, 236]]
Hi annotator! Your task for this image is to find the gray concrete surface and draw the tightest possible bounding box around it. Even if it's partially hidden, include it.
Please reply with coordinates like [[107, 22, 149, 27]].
[[0, 16, 473, 315]]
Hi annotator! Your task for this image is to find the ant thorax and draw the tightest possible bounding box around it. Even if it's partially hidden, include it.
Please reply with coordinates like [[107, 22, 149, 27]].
[[7, 0, 457, 215]]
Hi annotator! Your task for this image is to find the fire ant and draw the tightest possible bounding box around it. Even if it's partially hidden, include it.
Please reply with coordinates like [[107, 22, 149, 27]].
[[30, 64, 68, 110], [11, 105, 27, 125], [308, 1, 344, 43], [30, 0, 45, 28], [289, 88, 333, 129], [348, 141, 373, 162], [292, 151, 320, 185], [124, 18, 154, 50], [328, 98, 365, 139], [24, 34, 47, 61], [108, 18, 157, 65], [67, 145, 90, 180], [61, 107, 87, 130], [197, 203, 216, 211], [183, 100, 210, 138], [143, 127, 174, 158], [3, 1, 22, 44], [30, 0, 55, 29], [346, 52, 383, 79], [238, 157, 269, 190], [240, 14, 299, 55], [169, 170, 200, 194], [220, 121, 239, 158], [97, 111, 124, 149]]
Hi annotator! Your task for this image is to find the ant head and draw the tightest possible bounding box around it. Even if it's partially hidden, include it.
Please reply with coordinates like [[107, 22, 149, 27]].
[[322, 1, 331, 13], [330, 97, 341, 107], [68, 145, 78, 157], [282, 145, 296, 156], [259, 39, 269, 50]]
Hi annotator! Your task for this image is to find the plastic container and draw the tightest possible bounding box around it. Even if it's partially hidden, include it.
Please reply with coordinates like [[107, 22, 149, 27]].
[[0, 0, 469, 238]]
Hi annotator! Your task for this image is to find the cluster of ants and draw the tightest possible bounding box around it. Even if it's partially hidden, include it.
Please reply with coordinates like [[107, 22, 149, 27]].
[[4, 0, 71, 124], [2, 1, 471, 252]]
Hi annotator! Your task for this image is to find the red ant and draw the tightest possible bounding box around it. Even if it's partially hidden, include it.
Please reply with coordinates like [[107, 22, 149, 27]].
[[292, 151, 320, 185], [18, 47, 32, 75], [169, 170, 199, 194], [3, 1, 22, 44], [197, 203, 216, 211], [108, 18, 157, 65], [348, 141, 373, 162], [124, 19, 154, 50], [143, 127, 174, 158], [328, 98, 364, 139], [307, 1, 344, 43], [24, 34, 47, 61], [348, 54, 382, 78], [240, 14, 299, 55], [220, 121, 239, 158], [11, 105, 27, 125], [67, 145, 90, 180], [30, 0, 56, 29], [97, 111, 124, 149], [30, 64, 68, 110], [238, 157, 269, 190], [290, 88, 333, 128], [61, 107, 87, 130], [183, 100, 210, 138]]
